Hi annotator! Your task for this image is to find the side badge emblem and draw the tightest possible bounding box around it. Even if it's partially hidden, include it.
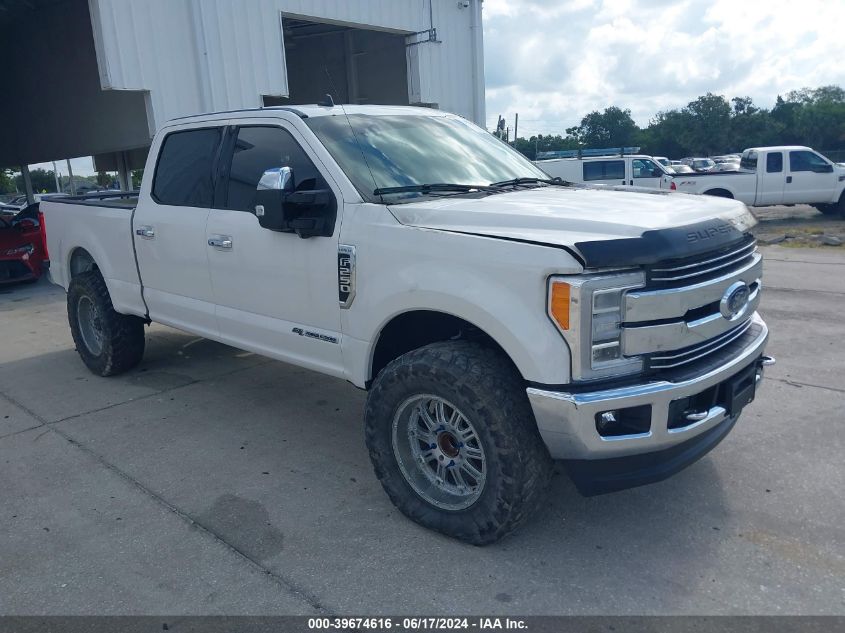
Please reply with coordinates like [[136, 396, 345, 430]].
[[338, 245, 356, 309]]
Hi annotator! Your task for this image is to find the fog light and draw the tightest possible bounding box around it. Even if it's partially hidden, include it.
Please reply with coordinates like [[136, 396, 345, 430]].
[[597, 411, 617, 430], [595, 405, 652, 437]]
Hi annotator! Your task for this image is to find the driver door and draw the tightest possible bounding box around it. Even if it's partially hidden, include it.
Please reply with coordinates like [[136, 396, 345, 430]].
[[784, 150, 836, 204], [205, 121, 345, 377]]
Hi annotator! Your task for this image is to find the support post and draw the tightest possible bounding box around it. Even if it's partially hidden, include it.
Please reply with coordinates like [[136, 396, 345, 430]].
[[66, 159, 77, 195], [21, 165, 34, 205], [52, 161, 61, 193], [117, 151, 131, 191]]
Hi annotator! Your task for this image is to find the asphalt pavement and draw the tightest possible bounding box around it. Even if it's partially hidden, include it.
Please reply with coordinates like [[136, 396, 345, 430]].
[[1, 244, 843, 615]]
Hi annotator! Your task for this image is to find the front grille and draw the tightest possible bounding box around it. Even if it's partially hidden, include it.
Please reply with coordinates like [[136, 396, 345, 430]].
[[646, 235, 757, 288], [647, 318, 753, 370]]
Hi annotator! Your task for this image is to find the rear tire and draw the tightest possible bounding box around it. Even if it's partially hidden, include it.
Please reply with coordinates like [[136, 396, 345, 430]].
[[814, 203, 838, 216], [67, 271, 145, 376], [703, 188, 734, 199], [364, 341, 553, 545]]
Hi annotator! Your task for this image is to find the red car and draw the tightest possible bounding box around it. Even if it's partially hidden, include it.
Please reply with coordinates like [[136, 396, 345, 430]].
[[0, 204, 49, 284]]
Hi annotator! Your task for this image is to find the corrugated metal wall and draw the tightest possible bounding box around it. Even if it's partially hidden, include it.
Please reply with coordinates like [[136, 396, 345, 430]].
[[88, 0, 485, 136]]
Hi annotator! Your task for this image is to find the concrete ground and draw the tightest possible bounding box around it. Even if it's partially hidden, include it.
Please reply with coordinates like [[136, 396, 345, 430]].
[[1, 240, 843, 615]]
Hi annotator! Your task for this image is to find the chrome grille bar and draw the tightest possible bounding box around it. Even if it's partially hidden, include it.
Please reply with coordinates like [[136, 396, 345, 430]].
[[649, 318, 753, 369], [650, 239, 757, 283]]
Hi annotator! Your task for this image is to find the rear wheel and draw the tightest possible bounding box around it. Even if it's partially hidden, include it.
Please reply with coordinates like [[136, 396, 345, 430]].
[[814, 203, 838, 216], [67, 271, 145, 376], [364, 341, 553, 545], [703, 188, 734, 199]]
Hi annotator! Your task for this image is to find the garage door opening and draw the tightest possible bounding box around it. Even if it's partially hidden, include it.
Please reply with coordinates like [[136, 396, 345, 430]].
[[269, 17, 411, 108]]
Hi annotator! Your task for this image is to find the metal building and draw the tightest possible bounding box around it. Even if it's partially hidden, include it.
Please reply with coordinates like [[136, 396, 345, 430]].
[[0, 0, 485, 196]]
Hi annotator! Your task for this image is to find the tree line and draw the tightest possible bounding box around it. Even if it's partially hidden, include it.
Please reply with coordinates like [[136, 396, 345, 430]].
[[0, 169, 144, 196], [513, 85, 845, 161]]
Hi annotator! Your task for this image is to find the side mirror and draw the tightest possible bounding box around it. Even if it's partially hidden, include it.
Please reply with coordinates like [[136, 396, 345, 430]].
[[255, 167, 295, 231], [254, 166, 336, 238], [813, 164, 834, 173]]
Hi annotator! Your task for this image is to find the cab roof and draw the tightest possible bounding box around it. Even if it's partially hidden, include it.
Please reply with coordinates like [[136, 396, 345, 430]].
[[163, 104, 451, 128]]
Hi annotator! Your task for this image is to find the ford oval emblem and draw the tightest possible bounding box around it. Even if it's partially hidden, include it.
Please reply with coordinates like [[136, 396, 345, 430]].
[[720, 281, 751, 321]]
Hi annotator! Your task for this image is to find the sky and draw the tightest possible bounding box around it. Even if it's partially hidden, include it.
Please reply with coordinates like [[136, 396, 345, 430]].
[[483, 0, 845, 138], [24, 0, 845, 177]]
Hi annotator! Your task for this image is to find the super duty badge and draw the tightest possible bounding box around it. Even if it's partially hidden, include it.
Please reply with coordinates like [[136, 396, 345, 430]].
[[338, 244, 356, 309]]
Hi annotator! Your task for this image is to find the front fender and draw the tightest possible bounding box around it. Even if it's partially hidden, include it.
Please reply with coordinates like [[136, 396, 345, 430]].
[[340, 217, 583, 387]]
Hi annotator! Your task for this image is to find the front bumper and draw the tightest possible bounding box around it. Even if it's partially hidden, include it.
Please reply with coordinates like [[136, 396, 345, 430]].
[[527, 312, 770, 494]]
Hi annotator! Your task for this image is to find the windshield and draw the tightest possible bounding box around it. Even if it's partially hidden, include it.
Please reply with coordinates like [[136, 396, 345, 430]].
[[306, 114, 547, 203]]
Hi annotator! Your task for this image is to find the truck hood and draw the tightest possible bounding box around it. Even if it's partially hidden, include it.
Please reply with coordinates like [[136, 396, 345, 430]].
[[388, 186, 757, 267]]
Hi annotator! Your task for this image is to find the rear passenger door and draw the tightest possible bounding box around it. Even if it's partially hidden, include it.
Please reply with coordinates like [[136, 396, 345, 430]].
[[133, 125, 222, 338], [582, 159, 626, 186], [205, 121, 345, 377], [758, 151, 785, 205]]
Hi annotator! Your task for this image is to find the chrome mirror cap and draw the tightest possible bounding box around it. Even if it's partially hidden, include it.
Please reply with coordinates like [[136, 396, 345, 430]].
[[257, 166, 294, 192]]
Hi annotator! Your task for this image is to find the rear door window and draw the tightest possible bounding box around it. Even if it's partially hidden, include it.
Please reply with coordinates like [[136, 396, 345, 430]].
[[766, 152, 783, 173], [152, 127, 223, 207], [583, 160, 625, 181]]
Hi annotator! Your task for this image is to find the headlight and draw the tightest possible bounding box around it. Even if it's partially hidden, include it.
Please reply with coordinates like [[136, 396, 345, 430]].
[[4, 243, 34, 257], [548, 271, 645, 381]]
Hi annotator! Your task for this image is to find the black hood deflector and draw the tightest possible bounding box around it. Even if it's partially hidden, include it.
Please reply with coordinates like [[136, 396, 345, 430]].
[[573, 217, 747, 268]]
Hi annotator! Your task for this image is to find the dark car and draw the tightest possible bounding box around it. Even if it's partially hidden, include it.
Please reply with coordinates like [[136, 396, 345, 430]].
[[0, 204, 49, 284]]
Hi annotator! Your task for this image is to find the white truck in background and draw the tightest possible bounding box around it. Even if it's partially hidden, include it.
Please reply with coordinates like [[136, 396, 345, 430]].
[[534, 151, 675, 190], [673, 146, 845, 216], [42, 104, 773, 544]]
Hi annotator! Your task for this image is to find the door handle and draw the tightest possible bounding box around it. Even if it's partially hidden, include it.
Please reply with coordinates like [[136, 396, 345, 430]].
[[786, 176, 793, 184], [135, 225, 155, 239], [208, 235, 233, 250]]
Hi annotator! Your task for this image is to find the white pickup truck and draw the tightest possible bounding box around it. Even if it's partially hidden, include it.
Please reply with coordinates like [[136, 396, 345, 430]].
[[674, 146, 845, 215], [43, 104, 773, 544]]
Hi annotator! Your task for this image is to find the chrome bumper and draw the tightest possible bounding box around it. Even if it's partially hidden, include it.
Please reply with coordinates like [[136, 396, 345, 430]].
[[528, 312, 770, 460]]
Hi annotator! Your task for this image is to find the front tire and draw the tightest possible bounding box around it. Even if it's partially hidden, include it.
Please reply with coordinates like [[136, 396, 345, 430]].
[[67, 271, 146, 376], [364, 341, 553, 545], [835, 193, 845, 219]]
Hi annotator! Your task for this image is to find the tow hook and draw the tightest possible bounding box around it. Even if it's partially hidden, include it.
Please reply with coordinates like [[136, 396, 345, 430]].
[[755, 355, 776, 384]]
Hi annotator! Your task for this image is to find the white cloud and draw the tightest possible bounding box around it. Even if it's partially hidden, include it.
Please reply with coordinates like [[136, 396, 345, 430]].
[[484, 0, 845, 137]]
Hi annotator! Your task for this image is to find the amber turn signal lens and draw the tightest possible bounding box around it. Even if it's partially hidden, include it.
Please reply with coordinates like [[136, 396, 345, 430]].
[[550, 281, 571, 330]]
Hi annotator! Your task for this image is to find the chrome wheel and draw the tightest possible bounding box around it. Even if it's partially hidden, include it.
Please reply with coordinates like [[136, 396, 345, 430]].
[[76, 295, 104, 356], [391, 394, 487, 510]]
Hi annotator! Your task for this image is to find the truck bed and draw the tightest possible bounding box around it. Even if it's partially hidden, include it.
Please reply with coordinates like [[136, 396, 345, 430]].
[[41, 191, 146, 318]]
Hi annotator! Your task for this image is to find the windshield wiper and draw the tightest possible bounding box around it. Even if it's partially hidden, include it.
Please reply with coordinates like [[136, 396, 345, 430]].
[[373, 183, 498, 196], [489, 176, 571, 187]]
